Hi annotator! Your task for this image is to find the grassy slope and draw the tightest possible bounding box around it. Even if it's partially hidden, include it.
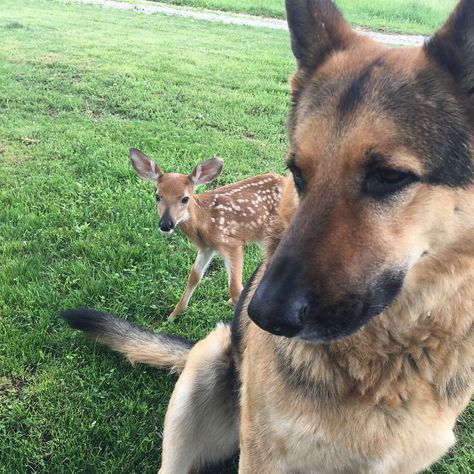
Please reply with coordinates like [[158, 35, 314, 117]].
[[0, 1, 471, 473], [149, 0, 457, 35]]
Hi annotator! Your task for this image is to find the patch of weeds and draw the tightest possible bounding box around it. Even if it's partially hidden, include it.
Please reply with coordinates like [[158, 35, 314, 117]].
[[5, 21, 24, 29]]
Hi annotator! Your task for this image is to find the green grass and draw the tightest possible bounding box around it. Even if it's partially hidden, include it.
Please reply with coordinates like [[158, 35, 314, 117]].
[[0, 1, 471, 473], [149, 0, 457, 35]]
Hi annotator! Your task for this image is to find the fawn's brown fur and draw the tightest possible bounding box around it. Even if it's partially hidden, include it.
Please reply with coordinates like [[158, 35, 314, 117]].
[[130, 148, 285, 317]]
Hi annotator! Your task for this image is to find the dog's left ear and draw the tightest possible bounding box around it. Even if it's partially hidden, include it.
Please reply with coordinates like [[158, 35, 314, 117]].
[[425, 0, 474, 103], [285, 0, 354, 74]]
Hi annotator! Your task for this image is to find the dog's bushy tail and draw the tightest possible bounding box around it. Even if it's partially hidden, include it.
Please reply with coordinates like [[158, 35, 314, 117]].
[[62, 309, 193, 374]]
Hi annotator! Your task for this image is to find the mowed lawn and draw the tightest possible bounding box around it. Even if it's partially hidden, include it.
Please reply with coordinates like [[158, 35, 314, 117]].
[[0, 1, 472, 473], [153, 0, 457, 35]]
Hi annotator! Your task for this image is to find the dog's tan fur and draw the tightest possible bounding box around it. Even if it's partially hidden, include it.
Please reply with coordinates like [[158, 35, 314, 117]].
[[160, 324, 239, 473], [237, 211, 474, 473], [64, 1, 473, 472], [232, 0, 474, 470]]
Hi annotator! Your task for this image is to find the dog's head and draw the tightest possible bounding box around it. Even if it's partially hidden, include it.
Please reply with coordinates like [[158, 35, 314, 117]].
[[248, 0, 474, 342]]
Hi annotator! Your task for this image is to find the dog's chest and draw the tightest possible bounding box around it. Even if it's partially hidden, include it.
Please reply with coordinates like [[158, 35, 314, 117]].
[[258, 394, 456, 474], [263, 406, 378, 473]]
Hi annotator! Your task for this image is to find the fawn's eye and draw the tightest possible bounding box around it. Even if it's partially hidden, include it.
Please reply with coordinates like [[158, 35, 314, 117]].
[[155, 194, 161, 202], [181, 196, 189, 204], [363, 168, 418, 200]]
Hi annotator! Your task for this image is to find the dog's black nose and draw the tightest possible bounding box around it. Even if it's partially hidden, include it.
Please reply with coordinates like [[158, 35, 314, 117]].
[[248, 271, 308, 338], [159, 220, 175, 233]]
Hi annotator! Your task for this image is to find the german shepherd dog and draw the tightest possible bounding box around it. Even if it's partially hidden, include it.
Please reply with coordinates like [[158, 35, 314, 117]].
[[63, 0, 474, 472]]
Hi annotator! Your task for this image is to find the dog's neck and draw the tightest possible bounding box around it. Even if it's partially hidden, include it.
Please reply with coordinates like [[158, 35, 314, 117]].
[[266, 232, 474, 410]]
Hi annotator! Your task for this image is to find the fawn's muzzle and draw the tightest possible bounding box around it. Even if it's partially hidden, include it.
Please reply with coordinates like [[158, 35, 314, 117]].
[[159, 218, 175, 234]]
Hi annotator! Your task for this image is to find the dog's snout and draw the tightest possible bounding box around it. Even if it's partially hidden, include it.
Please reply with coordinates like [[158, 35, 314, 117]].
[[248, 270, 308, 338]]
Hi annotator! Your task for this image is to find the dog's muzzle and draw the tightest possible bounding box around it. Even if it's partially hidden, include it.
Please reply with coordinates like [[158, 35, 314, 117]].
[[248, 257, 404, 343], [248, 274, 308, 338]]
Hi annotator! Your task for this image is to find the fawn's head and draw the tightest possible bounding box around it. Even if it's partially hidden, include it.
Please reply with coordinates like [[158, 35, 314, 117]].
[[130, 148, 223, 234], [248, 0, 474, 342]]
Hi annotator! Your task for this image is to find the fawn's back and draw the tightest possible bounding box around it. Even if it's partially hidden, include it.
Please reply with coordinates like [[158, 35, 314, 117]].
[[192, 173, 285, 244]]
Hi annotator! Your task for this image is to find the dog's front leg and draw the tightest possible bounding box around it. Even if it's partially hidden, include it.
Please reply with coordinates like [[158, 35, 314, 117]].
[[159, 324, 239, 474], [238, 389, 284, 474], [239, 431, 284, 474]]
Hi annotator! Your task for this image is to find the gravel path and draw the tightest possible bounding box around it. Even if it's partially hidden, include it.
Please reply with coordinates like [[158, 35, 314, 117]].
[[71, 0, 428, 47]]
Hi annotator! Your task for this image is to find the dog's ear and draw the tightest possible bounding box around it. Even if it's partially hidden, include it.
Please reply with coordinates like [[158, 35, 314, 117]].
[[425, 0, 474, 102], [285, 0, 354, 73]]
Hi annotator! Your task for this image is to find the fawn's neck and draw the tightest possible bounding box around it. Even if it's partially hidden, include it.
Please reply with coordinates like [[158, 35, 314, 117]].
[[177, 196, 208, 247]]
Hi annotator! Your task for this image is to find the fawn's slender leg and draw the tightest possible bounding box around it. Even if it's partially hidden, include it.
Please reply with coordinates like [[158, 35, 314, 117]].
[[169, 248, 215, 318], [222, 246, 244, 306]]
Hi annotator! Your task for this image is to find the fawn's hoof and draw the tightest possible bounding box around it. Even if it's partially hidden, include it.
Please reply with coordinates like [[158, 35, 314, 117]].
[[168, 308, 185, 319]]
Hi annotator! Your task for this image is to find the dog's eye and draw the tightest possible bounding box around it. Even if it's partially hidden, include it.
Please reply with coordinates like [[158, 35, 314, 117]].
[[288, 164, 304, 194], [181, 196, 189, 204], [363, 168, 418, 199], [155, 194, 161, 202]]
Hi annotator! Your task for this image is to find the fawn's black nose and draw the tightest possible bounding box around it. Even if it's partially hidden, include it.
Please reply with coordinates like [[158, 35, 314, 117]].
[[248, 262, 308, 338], [159, 219, 175, 233]]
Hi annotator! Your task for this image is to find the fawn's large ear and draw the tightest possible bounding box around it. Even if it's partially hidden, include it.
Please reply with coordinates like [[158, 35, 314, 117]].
[[190, 158, 223, 185], [285, 0, 354, 73], [425, 0, 474, 104], [130, 148, 163, 181]]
